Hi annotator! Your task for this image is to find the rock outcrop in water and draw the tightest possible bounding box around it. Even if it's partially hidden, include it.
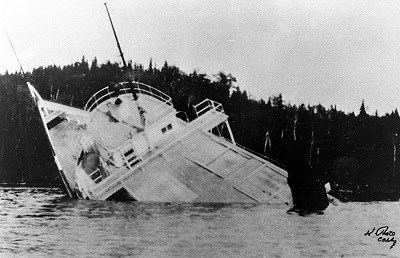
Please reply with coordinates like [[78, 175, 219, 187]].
[[287, 141, 329, 213]]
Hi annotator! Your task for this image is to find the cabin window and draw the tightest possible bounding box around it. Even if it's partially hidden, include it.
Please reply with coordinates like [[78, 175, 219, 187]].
[[161, 124, 173, 134]]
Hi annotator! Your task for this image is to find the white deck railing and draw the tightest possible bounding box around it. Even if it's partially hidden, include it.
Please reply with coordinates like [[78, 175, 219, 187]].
[[88, 168, 103, 183], [193, 99, 224, 117], [84, 82, 173, 112]]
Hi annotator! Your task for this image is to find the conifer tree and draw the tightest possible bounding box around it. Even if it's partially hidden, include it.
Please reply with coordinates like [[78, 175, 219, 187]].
[[359, 99, 367, 117]]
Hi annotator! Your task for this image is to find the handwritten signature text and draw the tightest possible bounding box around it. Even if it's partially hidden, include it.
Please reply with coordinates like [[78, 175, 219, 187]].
[[364, 226, 396, 249]]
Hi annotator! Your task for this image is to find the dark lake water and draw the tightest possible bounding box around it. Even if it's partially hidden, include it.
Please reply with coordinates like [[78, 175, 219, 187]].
[[0, 187, 399, 257]]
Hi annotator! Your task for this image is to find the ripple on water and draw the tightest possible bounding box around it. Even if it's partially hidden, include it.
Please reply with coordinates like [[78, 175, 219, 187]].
[[0, 187, 399, 257]]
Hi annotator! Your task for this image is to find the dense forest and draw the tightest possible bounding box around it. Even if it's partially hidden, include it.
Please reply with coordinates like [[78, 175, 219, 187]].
[[1, 57, 399, 201]]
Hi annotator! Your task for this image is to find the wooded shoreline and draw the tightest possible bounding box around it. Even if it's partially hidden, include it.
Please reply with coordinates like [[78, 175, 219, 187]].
[[1, 57, 399, 201]]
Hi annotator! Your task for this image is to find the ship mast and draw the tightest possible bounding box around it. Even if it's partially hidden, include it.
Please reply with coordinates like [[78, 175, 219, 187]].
[[104, 3, 146, 129], [104, 2, 127, 69]]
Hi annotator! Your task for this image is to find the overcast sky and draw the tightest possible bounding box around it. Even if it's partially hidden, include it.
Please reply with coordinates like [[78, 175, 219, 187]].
[[1, 0, 400, 114]]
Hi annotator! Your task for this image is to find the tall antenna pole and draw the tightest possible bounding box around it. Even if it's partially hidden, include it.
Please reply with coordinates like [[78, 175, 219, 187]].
[[104, 2, 127, 68]]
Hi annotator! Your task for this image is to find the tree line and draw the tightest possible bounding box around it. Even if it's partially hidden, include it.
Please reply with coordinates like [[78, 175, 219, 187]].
[[0, 57, 399, 200]]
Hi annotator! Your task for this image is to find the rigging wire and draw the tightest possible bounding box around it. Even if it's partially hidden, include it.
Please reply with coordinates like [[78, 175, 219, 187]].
[[4, 28, 25, 76]]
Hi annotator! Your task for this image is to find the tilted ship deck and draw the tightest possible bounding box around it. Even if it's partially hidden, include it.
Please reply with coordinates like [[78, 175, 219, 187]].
[[28, 81, 291, 203]]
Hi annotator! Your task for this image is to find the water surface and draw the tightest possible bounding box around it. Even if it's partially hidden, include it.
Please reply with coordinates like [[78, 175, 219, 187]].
[[0, 187, 399, 257]]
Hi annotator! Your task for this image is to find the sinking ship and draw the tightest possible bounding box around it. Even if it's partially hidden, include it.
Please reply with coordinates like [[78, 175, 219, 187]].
[[28, 81, 291, 203], [26, 4, 291, 203]]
